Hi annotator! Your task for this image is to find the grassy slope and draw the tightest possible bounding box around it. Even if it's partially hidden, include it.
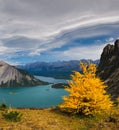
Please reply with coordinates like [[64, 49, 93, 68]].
[[0, 106, 119, 130]]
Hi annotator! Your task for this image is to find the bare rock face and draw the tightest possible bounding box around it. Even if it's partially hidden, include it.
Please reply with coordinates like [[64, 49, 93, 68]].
[[0, 61, 47, 87], [97, 40, 119, 99]]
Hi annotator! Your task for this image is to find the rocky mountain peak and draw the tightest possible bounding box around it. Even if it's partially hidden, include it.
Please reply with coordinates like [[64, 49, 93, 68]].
[[103, 44, 114, 55], [97, 40, 119, 99], [114, 39, 119, 54], [0, 61, 47, 87], [0, 60, 8, 65]]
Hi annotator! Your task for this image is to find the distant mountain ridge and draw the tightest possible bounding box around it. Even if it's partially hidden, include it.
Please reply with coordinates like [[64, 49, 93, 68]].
[[18, 59, 99, 79], [97, 39, 119, 99], [0, 61, 47, 87]]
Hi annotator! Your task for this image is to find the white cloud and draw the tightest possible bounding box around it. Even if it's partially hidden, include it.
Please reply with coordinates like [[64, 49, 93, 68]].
[[55, 40, 115, 61], [29, 48, 46, 56], [0, 0, 119, 40], [62, 44, 106, 60], [53, 39, 115, 60], [0, 46, 8, 54], [106, 37, 114, 42], [0, 0, 119, 63]]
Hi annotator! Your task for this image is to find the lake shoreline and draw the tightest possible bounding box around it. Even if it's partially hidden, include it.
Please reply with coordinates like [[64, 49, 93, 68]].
[[0, 76, 68, 108]]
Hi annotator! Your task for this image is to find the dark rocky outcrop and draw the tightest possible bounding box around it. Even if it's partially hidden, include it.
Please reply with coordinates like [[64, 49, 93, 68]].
[[97, 39, 119, 99], [51, 83, 69, 89], [0, 61, 48, 87]]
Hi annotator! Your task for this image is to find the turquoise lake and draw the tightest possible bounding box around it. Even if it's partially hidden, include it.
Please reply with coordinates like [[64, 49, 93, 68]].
[[0, 76, 68, 108]]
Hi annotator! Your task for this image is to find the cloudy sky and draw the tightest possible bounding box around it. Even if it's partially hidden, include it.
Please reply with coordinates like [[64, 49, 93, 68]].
[[0, 0, 119, 65]]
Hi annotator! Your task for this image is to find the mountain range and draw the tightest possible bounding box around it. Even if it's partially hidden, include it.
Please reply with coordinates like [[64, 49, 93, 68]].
[[18, 59, 99, 79]]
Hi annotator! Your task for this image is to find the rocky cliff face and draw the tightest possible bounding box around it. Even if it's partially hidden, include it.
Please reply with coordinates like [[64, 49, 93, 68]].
[[0, 61, 47, 87], [97, 40, 119, 99]]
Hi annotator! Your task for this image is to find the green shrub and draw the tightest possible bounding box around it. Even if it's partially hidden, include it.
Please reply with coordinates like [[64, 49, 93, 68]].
[[2, 110, 22, 122], [0, 102, 7, 110]]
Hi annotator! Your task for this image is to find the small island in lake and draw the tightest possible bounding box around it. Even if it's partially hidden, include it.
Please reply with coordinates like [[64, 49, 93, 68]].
[[9, 92, 17, 95], [51, 83, 69, 89]]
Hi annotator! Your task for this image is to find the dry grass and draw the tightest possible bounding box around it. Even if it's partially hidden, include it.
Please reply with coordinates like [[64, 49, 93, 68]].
[[0, 106, 119, 130]]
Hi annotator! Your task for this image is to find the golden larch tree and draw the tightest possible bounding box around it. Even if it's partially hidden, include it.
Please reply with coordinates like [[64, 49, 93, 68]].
[[59, 62, 113, 116]]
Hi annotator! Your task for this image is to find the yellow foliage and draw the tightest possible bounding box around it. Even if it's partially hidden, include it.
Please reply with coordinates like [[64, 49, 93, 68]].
[[59, 62, 113, 116], [117, 97, 119, 103]]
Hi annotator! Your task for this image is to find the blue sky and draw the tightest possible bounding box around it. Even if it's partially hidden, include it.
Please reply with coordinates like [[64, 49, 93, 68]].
[[0, 0, 119, 65]]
